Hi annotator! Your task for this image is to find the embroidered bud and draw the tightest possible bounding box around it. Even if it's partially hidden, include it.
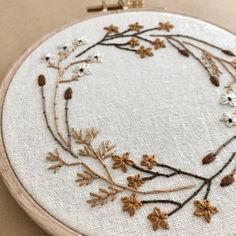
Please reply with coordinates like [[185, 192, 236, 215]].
[[178, 49, 190, 57], [38, 74, 46, 86], [220, 174, 234, 187], [222, 49, 235, 57], [202, 153, 216, 165], [210, 76, 220, 87], [64, 87, 72, 100]]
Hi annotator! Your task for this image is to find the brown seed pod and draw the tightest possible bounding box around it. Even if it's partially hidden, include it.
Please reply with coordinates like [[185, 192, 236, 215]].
[[178, 49, 190, 57], [38, 74, 46, 86], [202, 153, 216, 165], [64, 87, 73, 100], [222, 49, 235, 57], [220, 174, 235, 187], [210, 76, 220, 87]]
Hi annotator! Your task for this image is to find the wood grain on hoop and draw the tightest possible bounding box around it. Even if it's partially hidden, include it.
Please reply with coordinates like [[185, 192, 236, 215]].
[[0, 9, 235, 236]]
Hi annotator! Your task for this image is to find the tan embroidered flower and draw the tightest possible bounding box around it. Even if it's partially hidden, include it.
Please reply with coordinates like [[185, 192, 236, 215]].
[[128, 37, 140, 48], [112, 152, 134, 172], [152, 39, 166, 50], [136, 46, 153, 58], [122, 194, 142, 216], [194, 199, 218, 223], [104, 24, 119, 33], [141, 154, 157, 170], [158, 22, 174, 32], [129, 22, 144, 32], [148, 207, 169, 231], [127, 174, 144, 189]]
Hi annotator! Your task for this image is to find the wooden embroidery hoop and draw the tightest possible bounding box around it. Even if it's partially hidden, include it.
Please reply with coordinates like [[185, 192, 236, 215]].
[[0, 9, 235, 236]]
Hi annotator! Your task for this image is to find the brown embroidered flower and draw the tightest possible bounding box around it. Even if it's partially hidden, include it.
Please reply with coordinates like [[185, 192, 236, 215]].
[[128, 37, 140, 48], [152, 39, 166, 50], [112, 152, 134, 172], [194, 199, 218, 223], [122, 194, 142, 216], [103, 24, 119, 33], [158, 22, 174, 32], [136, 46, 153, 58], [141, 154, 157, 170], [129, 22, 144, 32], [127, 174, 144, 189], [148, 207, 169, 231]]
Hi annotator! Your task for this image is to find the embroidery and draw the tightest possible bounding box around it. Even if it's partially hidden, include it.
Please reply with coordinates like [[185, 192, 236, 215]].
[[38, 21, 236, 232]]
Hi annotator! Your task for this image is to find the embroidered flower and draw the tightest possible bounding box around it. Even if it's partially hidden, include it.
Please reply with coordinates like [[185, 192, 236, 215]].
[[220, 92, 236, 107], [73, 64, 91, 77], [104, 24, 119, 33], [128, 38, 140, 48], [72, 36, 88, 47], [57, 42, 72, 53], [141, 154, 157, 170], [221, 112, 236, 127], [136, 46, 153, 58], [194, 199, 218, 223], [41, 53, 55, 64], [148, 207, 169, 231], [129, 22, 144, 32], [127, 174, 144, 189], [152, 39, 166, 50], [88, 52, 103, 63], [112, 152, 134, 172], [122, 194, 142, 216], [158, 22, 174, 32]]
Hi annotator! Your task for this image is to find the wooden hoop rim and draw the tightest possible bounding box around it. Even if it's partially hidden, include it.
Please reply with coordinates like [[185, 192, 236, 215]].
[[0, 9, 235, 236]]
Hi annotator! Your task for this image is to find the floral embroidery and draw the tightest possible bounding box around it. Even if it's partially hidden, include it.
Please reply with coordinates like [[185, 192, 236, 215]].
[[152, 38, 166, 50], [104, 24, 119, 33], [112, 152, 134, 172], [148, 208, 169, 230], [122, 194, 142, 216], [38, 21, 236, 232], [72, 36, 88, 46], [129, 22, 144, 32], [127, 174, 144, 189], [73, 64, 91, 77], [136, 46, 153, 58], [158, 21, 174, 32], [89, 52, 103, 63], [194, 200, 218, 223], [220, 92, 236, 107], [128, 37, 140, 48], [221, 112, 236, 127], [141, 154, 157, 170]]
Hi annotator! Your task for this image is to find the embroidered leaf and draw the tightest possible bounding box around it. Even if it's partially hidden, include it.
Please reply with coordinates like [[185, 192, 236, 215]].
[[72, 128, 99, 145], [87, 186, 123, 207], [76, 170, 98, 186], [79, 145, 96, 158], [98, 141, 116, 159], [220, 174, 234, 187], [72, 128, 86, 144], [222, 49, 235, 57]]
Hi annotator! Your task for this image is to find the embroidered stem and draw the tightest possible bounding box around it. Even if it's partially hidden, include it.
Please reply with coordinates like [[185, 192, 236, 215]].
[[141, 199, 181, 206], [65, 100, 71, 150]]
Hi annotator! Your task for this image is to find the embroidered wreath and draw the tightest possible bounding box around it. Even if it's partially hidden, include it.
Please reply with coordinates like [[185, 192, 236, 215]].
[[38, 21, 236, 232]]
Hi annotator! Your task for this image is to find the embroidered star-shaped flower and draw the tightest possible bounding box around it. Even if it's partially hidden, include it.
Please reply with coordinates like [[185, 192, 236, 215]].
[[148, 207, 169, 231], [103, 24, 119, 33], [127, 174, 144, 189], [152, 38, 166, 50], [141, 154, 157, 170], [122, 194, 142, 216], [128, 37, 140, 48], [136, 46, 153, 58], [112, 152, 134, 172], [194, 199, 218, 223], [129, 22, 144, 32], [158, 22, 174, 32]]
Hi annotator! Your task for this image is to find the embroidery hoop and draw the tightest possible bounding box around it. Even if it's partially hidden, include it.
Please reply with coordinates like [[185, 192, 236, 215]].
[[0, 9, 236, 236]]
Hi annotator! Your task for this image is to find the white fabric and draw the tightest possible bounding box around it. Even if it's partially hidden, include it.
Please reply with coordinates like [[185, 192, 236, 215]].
[[2, 11, 236, 236]]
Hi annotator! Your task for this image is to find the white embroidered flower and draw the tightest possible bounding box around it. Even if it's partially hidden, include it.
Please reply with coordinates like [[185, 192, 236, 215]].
[[221, 112, 236, 127], [57, 42, 72, 53], [41, 53, 55, 63], [72, 36, 88, 47], [220, 93, 236, 107], [73, 63, 91, 77], [88, 52, 103, 63]]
